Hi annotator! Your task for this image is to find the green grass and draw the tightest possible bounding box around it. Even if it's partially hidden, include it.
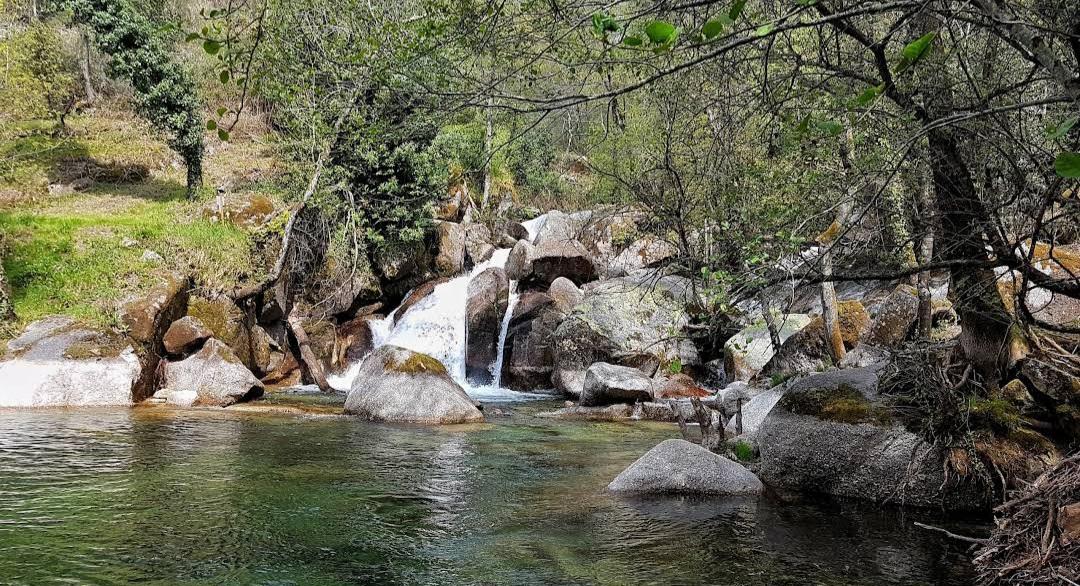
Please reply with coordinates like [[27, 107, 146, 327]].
[[0, 112, 275, 331], [0, 203, 253, 328]]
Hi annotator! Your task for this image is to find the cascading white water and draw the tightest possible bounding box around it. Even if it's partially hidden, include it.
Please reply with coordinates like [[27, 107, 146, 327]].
[[329, 214, 551, 400]]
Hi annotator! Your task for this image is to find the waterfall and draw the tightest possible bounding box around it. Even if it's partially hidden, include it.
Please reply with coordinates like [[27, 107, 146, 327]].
[[329, 217, 549, 399]]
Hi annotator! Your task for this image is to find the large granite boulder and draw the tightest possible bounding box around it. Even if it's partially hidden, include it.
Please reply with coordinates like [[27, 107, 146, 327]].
[[464, 223, 495, 266], [119, 274, 190, 400], [605, 235, 677, 277], [186, 295, 260, 372], [163, 316, 212, 355], [580, 362, 654, 406], [552, 276, 699, 397], [724, 314, 813, 382], [161, 338, 264, 407], [548, 277, 583, 312], [764, 300, 871, 377], [531, 210, 578, 244], [0, 317, 139, 407], [500, 292, 565, 391], [608, 439, 763, 495], [344, 345, 483, 424], [433, 221, 467, 276], [841, 284, 919, 368], [332, 313, 382, 373], [528, 240, 598, 287], [756, 367, 989, 511], [465, 267, 509, 385], [506, 239, 535, 281]]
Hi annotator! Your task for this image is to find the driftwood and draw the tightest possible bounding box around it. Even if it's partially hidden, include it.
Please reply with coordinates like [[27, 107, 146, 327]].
[[675, 397, 730, 452], [974, 453, 1080, 585], [287, 314, 330, 393]]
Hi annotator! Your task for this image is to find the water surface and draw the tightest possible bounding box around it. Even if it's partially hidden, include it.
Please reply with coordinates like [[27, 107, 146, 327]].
[[0, 401, 979, 585]]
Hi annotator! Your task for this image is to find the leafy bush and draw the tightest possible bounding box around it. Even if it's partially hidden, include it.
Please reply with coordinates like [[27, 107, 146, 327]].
[[0, 23, 76, 125], [66, 0, 205, 195]]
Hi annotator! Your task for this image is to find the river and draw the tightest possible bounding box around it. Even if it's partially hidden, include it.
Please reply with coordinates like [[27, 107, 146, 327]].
[[0, 398, 979, 585]]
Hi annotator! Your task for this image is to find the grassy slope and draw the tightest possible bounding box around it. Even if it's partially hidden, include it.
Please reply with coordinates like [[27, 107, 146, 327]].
[[0, 110, 281, 332]]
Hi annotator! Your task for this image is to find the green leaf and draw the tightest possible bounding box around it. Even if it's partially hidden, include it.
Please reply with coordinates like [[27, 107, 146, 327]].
[[622, 35, 643, 46], [219, 70, 230, 84], [217, 129, 230, 142], [645, 21, 677, 44], [754, 23, 774, 37], [701, 19, 725, 39], [816, 120, 844, 136], [897, 32, 935, 70], [202, 39, 222, 55], [795, 0, 818, 5], [206, 120, 217, 131], [591, 13, 619, 37], [1046, 115, 1078, 140], [185, 32, 201, 42], [729, 0, 747, 20], [1055, 151, 1080, 178], [217, 107, 228, 117], [796, 114, 811, 133], [855, 83, 884, 106]]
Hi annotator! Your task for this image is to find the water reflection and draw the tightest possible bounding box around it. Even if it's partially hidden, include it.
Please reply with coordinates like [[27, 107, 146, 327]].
[[0, 404, 978, 585]]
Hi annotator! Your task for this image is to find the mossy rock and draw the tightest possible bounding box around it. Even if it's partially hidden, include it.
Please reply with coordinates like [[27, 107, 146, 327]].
[[387, 351, 447, 375], [780, 383, 891, 425]]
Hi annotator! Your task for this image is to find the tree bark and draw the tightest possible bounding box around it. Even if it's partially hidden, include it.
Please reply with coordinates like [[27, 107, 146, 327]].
[[915, 164, 935, 339], [80, 32, 96, 105], [480, 96, 494, 211], [287, 314, 330, 392]]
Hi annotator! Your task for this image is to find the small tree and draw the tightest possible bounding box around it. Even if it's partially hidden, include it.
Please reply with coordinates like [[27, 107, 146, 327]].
[[65, 0, 204, 197], [22, 23, 76, 132]]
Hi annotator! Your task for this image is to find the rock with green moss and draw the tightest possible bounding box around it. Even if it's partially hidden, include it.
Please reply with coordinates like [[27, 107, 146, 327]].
[[841, 284, 919, 368], [756, 368, 990, 512], [0, 316, 138, 407], [608, 439, 763, 495], [344, 345, 483, 424], [724, 314, 813, 383], [161, 338, 264, 407], [552, 275, 699, 397]]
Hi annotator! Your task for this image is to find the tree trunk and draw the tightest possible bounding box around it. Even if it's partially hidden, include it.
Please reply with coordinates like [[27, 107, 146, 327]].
[[927, 128, 1013, 388], [915, 165, 935, 339], [186, 157, 203, 200], [480, 97, 494, 211], [80, 32, 96, 104], [821, 129, 857, 363], [287, 314, 330, 393]]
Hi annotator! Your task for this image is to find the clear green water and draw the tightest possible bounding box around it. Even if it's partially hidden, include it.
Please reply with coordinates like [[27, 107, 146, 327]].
[[0, 400, 978, 585]]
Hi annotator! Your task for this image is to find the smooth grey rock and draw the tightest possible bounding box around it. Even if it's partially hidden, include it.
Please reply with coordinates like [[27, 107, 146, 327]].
[[464, 223, 495, 266], [726, 388, 783, 437], [580, 362, 654, 406], [465, 267, 509, 385], [0, 317, 138, 407], [608, 439, 763, 495], [548, 277, 583, 313], [345, 345, 483, 424], [162, 338, 264, 406]]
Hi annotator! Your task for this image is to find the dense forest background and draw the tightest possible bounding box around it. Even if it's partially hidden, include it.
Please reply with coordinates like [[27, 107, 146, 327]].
[[1, 0, 1079, 578]]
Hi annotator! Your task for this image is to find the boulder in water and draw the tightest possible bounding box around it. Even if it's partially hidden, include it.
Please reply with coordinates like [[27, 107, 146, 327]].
[[464, 223, 495, 266], [580, 362, 654, 406], [161, 338, 264, 406], [345, 345, 483, 424], [434, 221, 467, 276], [608, 439, 763, 495], [756, 367, 988, 511], [0, 317, 139, 407], [500, 292, 564, 391], [465, 267, 509, 385], [553, 276, 699, 396]]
